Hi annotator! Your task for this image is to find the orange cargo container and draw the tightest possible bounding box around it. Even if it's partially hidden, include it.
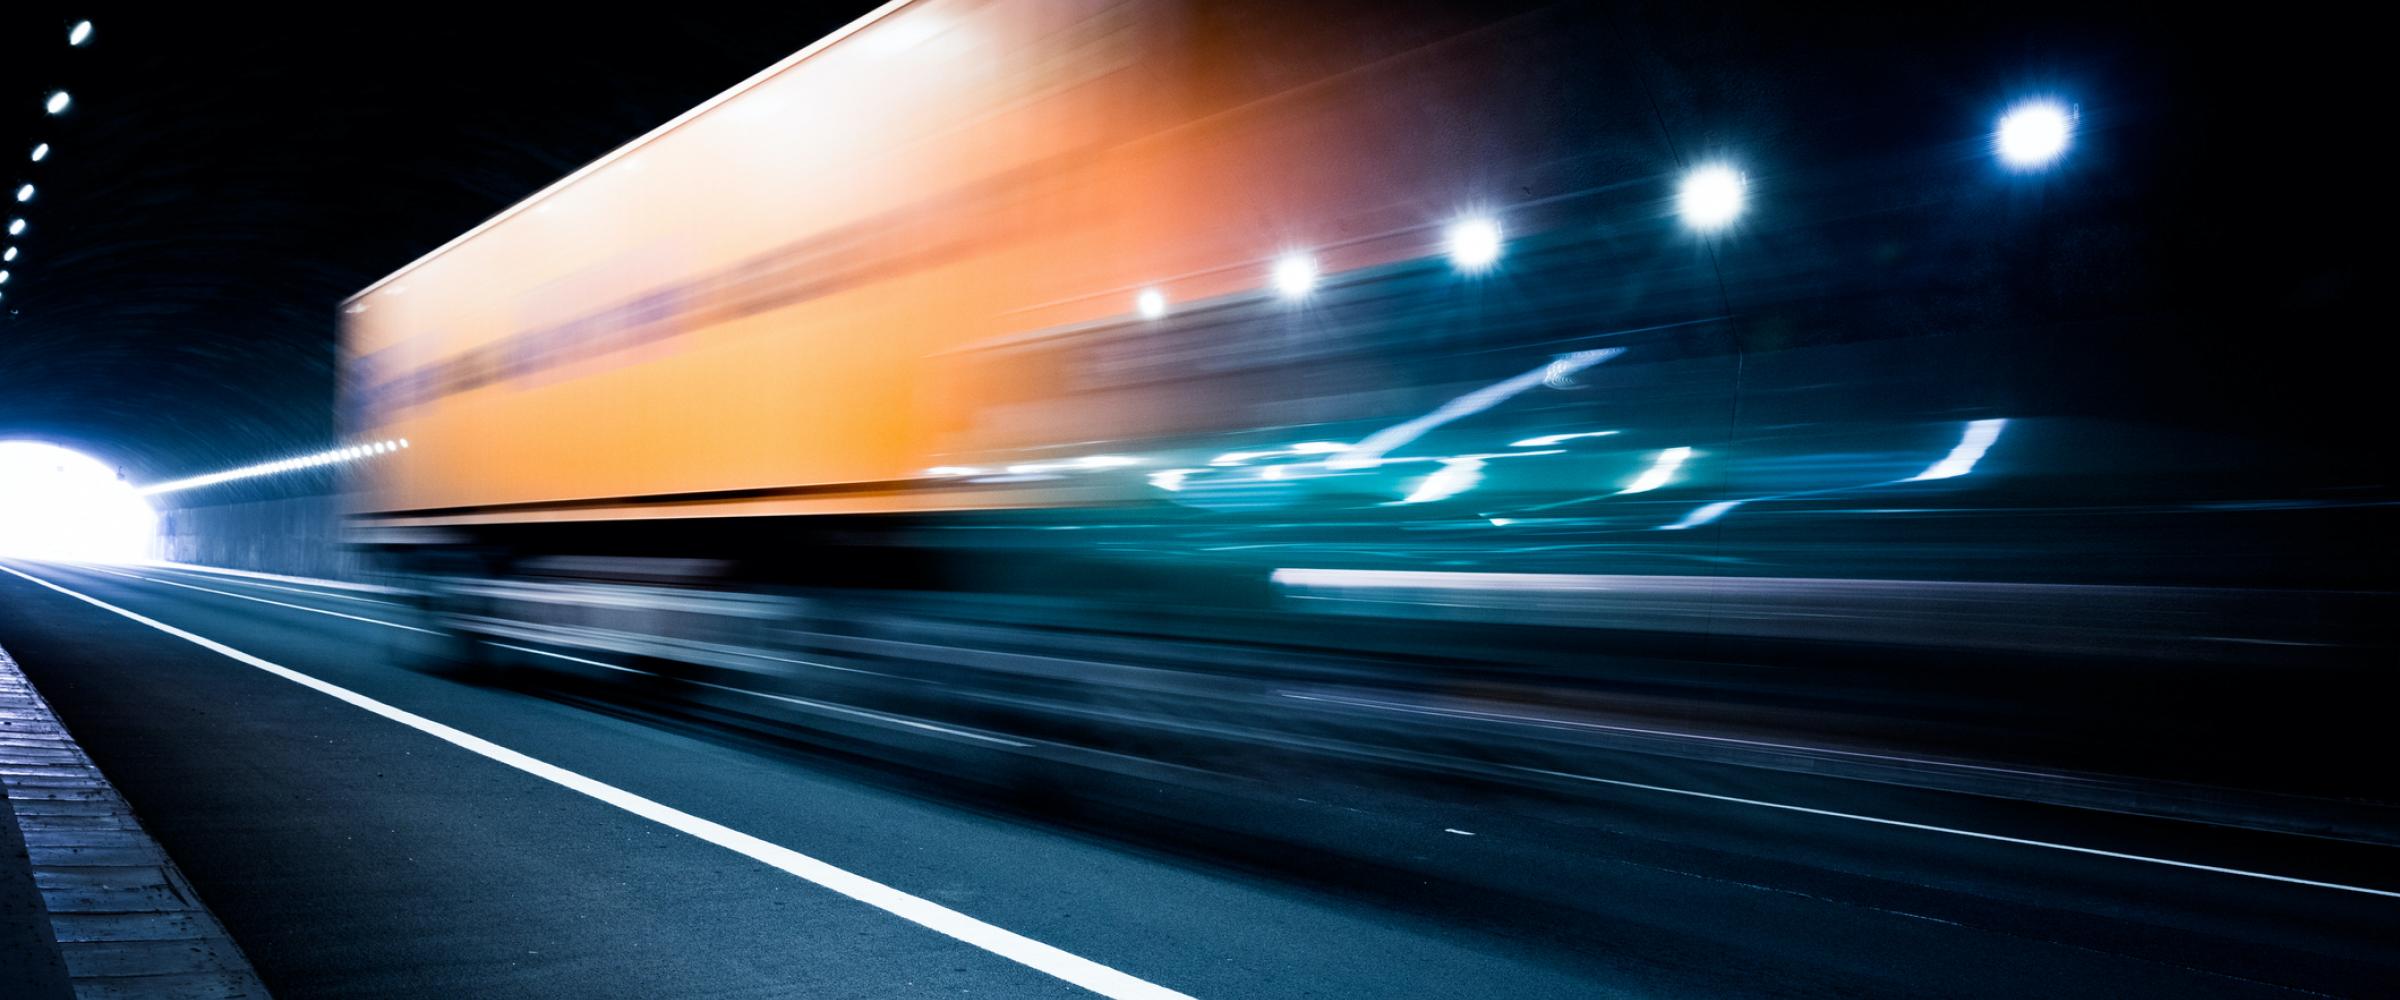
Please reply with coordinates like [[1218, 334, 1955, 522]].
[[339, 0, 1585, 534]]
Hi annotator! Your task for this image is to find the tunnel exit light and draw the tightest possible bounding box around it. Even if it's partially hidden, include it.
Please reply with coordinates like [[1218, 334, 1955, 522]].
[[0, 441, 157, 563]]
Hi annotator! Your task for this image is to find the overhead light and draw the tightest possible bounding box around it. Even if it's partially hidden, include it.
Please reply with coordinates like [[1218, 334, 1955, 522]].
[[1677, 164, 1746, 232], [1273, 252, 1318, 298], [0, 271, 11, 285], [2, 248, 14, 262], [45, 92, 72, 116], [1445, 216, 1503, 272], [1135, 287, 1167, 320], [69, 21, 94, 46], [1994, 100, 2075, 170], [29, 144, 48, 163], [14, 184, 32, 203], [6, 219, 23, 236]]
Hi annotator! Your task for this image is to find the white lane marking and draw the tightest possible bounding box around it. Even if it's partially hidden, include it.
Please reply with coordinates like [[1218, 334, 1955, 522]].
[[1512, 765, 2400, 900], [142, 560, 401, 595], [144, 566, 403, 606], [488, 643, 1031, 748], [0, 564, 1193, 1000], [129, 574, 440, 635]]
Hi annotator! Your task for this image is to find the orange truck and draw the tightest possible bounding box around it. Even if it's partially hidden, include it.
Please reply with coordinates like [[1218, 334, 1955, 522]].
[[338, 0, 1649, 548]]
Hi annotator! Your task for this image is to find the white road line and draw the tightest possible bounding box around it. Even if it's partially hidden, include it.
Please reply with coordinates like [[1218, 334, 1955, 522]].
[[0, 564, 1195, 1000], [128, 574, 440, 635], [1513, 765, 2400, 900]]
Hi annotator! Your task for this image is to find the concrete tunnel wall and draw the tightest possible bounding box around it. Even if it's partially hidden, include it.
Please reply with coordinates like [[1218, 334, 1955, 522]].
[[154, 493, 364, 581]]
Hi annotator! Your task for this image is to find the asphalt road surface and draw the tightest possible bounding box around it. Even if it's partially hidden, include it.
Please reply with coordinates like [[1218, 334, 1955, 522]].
[[1, 560, 2393, 998]]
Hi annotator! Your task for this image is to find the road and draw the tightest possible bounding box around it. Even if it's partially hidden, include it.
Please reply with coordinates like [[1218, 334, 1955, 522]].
[[0, 560, 2393, 998]]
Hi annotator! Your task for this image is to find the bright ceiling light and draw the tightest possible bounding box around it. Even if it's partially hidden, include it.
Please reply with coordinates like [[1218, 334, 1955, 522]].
[[30, 144, 48, 162], [1994, 100, 2074, 170], [1273, 252, 1318, 298], [14, 184, 32, 203], [1677, 164, 1746, 232], [1135, 287, 1167, 320], [2, 248, 14, 262], [1446, 217, 1502, 272], [69, 21, 94, 46], [7, 219, 23, 236], [45, 91, 72, 115]]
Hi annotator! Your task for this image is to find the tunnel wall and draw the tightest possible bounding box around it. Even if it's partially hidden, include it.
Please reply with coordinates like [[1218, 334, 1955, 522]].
[[154, 494, 362, 580]]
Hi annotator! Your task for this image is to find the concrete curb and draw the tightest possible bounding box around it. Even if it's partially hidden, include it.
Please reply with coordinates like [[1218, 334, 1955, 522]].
[[0, 643, 269, 999]]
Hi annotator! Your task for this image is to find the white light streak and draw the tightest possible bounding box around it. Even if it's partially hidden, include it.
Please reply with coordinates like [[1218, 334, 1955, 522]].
[[29, 143, 48, 162], [69, 21, 94, 46], [1329, 348, 1622, 471], [45, 91, 72, 115], [1908, 418, 2008, 481], [1395, 458, 1486, 504], [1660, 499, 1745, 530], [1509, 430, 1620, 448], [1618, 446, 1693, 494]]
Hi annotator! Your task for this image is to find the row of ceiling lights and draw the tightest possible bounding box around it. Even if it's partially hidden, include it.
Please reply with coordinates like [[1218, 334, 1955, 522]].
[[1124, 97, 2076, 322], [4, 19, 94, 306]]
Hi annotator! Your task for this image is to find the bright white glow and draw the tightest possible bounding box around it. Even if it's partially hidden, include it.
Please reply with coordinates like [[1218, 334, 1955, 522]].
[[136, 439, 408, 497], [922, 466, 985, 478], [11, 185, 27, 203], [1995, 101, 2074, 170], [1146, 468, 1202, 492], [7, 219, 24, 236], [1446, 217, 1502, 272], [1273, 253, 1318, 298], [1486, 517, 1515, 526], [0, 271, 10, 285], [45, 91, 71, 115], [1135, 288, 1167, 320], [29, 144, 48, 162], [1908, 418, 2008, 481], [1395, 457, 1486, 504], [0, 441, 156, 563], [3, 247, 16, 262], [1510, 429, 1620, 448], [69, 21, 93, 46], [1660, 499, 1745, 531], [1677, 164, 1747, 232], [1619, 446, 1693, 494]]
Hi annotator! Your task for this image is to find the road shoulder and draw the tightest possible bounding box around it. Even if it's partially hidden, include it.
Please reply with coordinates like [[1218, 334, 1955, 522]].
[[0, 642, 268, 998]]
